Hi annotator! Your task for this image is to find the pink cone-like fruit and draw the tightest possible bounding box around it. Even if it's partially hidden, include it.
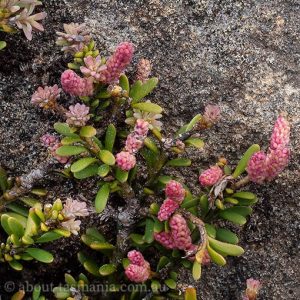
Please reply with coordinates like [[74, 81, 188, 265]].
[[157, 198, 179, 221], [115, 151, 136, 171], [165, 180, 186, 203], [199, 166, 223, 187]]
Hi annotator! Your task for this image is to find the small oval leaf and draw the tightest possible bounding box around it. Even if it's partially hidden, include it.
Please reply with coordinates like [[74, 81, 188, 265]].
[[95, 183, 110, 213]]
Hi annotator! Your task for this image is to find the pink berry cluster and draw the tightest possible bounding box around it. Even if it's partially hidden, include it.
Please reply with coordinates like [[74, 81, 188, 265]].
[[154, 214, 195, 254], [40, 134, 69, 164], [116, 119, 149, 171], [154, 180, 204, 258], [199, 165, 223, 187], [247, 116, 290, 184], [61, 70, 94, 97], [125, 250, 151, 283], [157, 180, 186, 221], [135, 58, 152, 83], [80, 42, 134, 84]]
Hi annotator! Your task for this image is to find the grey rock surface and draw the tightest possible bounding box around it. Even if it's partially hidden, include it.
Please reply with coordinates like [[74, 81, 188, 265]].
[[0, 0, 299, 299]]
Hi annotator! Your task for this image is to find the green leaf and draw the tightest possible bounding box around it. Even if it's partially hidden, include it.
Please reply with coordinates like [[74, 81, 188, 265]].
[[74, 164, 99, 179], [54, 123, 77, 137], [232, 144, 260, 178], [56, 145, 87, 156], [207, 244, 226, 266], [9, 260, 23, 271], [151, 280, 161, 294], [156, 256, 170, 271], [80, 126, 97, 138], [223, 206, 253, 217], [232, 192, 258, 205], [130, 77, 158, 103], [132, 102, 163, 114], [143, 218, 154, 243], [26, 248, 54, 263], [185, 138, 204, 149], [208, 236, 244, 256], [157, 176, 172, 185], [153, 217, 163, 233], [164, 278, 176, 289], [205, 224, 216, 238], [8, 217, 25, 237], [89, 241, 115, 251], [181, 197, 198, 209], [144, 137, 159, 153], [185, 114, 202, 132], [71, 157, 98, 173], [36, 231, 63, 243], [119, 74, 130, 92], [61, 136, 82, 145], [199, 195, 209, 218], [166, 158, 191, 167], [52, 287, 71, 299], [0, 41, 7, 50], [219, 210, 247, 225], [64, 273, 76, 286], [184, 287, 197, 300], [115, 168, 128, 183], [98, 164, 110, 177], [1, 215, 14, 238], [130, 233, 145, 245], [192, 261, 202, 281], [32, 285, 42, 300], [99, 264, 117, 276], [95, 183, 110, 213], [6, 203, 28, 217], [99, 150, 115, 166], [216, 228, 239, 244], [84, 260, 101, 277], [86, 228, 106, 242], [105, 124, 117, 152]]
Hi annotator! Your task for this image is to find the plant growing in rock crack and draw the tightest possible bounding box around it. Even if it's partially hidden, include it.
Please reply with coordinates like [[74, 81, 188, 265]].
[[0, 177, 89, 271], [0, 22, 291, 299], [0, 0, 47, 47]]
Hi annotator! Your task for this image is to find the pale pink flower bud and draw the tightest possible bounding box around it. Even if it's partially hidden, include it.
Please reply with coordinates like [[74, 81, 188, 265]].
[[80, 56, 106, 81], [115, 151, 136, 171], [169, 214, 193, 250], [134, 119, 149, 136], [127, 250, 146, 267], [247, 151, 267, 184], [125, 133, 143, 154], [270, 116, 290, 150], [61, 70, 94, 97], [62, 198, 89, 218], [203, 104, 221, 126], [165, 180, 186, 203], [154, 231, 175, 249], [157, 198, 179, 221], [49, 143, 69, 164], [245, 278, 261, 300], [61, 219, 81, 235], [40, 134, 58, 147], [125, 264, 150, 283], [265, 148, 290, 181], [199, 166, 223, 187], [31, 85, 61, 109], [100, 42, 134, 84], [201, 249, 211, 265], [65, 103, 90, 127], [136, 58, 152, 83]]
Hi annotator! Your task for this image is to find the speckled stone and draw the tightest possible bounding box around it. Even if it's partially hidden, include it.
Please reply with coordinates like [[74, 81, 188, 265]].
[[0, 1, 299, 299]]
